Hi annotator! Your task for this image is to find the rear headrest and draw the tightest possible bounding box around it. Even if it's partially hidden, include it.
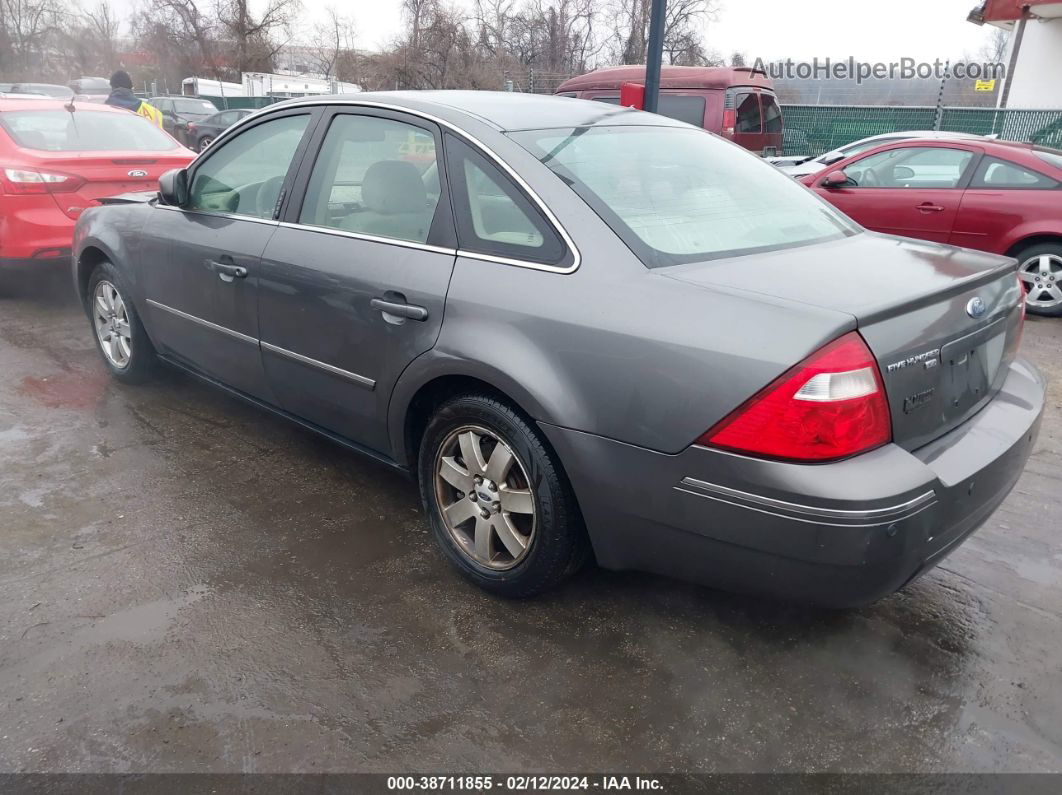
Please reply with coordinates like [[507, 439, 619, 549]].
[[361, 160, 427, 214]]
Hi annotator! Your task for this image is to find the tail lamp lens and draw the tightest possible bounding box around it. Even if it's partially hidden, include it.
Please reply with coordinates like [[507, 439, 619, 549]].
[[698, 331, 892, 462], [1, 167, 83, 195]]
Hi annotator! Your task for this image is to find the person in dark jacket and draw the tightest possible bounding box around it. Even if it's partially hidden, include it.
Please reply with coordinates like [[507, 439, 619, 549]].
[[104, 70, 163, 127]]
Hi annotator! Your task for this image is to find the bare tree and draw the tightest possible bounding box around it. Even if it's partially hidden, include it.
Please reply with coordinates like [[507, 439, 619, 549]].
[[305, 5, 357, 79], [215, 0, 301, 74], [0, 0, 63, 78], [613, 0, 719, 67]]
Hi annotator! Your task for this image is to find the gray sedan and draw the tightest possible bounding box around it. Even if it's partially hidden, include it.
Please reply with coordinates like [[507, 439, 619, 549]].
[[73, 92, 1044, 606]]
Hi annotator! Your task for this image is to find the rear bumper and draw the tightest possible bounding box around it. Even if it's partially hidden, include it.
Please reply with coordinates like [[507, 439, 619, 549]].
[[0, 254, 70, 273], [540, 357, 1045, 607]]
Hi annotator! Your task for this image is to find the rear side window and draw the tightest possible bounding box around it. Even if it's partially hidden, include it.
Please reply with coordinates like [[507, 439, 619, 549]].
[[445, 135, 565, 265], [658, 95, 706, 127], [971, 156, 1058, 189], [298, 113, 441, 244], [0, 109, 179, 152], [762, 96, 782, 133]]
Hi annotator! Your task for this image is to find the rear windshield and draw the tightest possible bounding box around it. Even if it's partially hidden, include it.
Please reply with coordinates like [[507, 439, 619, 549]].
[[510, 125, 856, 267], [0, 109, 179, 152], [591, 94, 706, 128], [172, 99, 217, 114]]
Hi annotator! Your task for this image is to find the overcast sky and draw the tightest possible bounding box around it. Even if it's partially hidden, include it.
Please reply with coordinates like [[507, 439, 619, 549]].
[[110, 0, 998, 62], [342, 0, 996, 60]]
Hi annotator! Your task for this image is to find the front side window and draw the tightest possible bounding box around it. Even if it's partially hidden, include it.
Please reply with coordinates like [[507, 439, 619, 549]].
[[971, 156, 1058, 189], [511, 125, 855, 267], [0, 109, 181, 152], [188, 113, 310, 218], [446, 136, 565, 264], [299, 114, 441, 244], [842, 146, 974, 189]]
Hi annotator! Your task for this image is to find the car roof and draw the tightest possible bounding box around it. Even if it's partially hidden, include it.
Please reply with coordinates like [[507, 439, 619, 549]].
[[268, 90, 687, 132], [555, 66, 774, 92], [0, 98, 127, 113]]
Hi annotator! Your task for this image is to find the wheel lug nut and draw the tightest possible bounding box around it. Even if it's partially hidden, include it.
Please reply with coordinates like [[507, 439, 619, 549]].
[[469, 492, 477, 501], [488, 482, 497, 492], [480, 508, 490, 519]]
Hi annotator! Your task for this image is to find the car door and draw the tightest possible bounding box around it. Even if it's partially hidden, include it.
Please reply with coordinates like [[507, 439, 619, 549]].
[[256, 106, 457, 455], [141, 107, 320, 401], [950, 155, 1062, 253], [813, 144, 978, 243]]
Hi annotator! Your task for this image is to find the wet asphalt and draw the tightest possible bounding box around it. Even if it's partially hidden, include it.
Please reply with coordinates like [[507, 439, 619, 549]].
[[0, 274, 1060, 774]]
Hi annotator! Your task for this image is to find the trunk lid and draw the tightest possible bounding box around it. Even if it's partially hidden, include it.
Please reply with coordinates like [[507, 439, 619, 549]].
[[664, 232, 1024, 451], [22, 149, 193, 219]]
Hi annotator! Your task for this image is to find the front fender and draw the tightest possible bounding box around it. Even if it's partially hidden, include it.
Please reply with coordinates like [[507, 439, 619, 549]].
[[73, 204, 150, 305]]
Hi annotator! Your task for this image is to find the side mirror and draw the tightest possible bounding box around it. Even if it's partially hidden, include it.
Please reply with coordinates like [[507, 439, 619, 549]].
[[820, 150, 844, 165], [158, 168, 189, 207], [821, 170, 849, 188]]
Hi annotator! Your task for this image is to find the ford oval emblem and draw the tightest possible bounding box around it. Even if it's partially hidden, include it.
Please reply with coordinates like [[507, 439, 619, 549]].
[[966, 297, 987, 318], [127, 169, 148, 178]]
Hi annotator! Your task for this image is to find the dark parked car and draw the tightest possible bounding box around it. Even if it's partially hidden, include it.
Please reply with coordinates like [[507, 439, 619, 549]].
[[185, 108, 253, 151], [9, 82, 73, 99], [69, 76, 112, 103], [804, 138, 1062, 316], [72, 93, 1043, 606], [148, 96, 218, 145]]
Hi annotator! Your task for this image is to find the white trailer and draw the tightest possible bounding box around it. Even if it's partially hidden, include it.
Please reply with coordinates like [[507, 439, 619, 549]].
[[241, 72, 361, 98], [182, 77, 246, 98]]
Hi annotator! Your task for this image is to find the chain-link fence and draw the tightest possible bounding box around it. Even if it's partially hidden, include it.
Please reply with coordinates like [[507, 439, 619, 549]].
[[781, 105, 1062, 156]]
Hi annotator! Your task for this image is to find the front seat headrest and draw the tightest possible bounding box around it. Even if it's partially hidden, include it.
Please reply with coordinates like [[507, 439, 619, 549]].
[[361, 160, 428, 215]]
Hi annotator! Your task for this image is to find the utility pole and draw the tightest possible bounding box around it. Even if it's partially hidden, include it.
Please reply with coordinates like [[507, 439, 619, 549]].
[[643, 0, 667, 113]]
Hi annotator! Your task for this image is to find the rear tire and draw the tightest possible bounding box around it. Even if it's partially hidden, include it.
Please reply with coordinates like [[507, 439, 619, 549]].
[[1015, 242, 1062, 317], [86, 260, 158, 383], [418, 394, 588, 597]]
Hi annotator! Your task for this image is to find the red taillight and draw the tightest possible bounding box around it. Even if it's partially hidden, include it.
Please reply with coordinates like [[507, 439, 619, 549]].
[[722, 109, 737, 134], [0, 167, 84, 195], [698, 331, 892, 462]]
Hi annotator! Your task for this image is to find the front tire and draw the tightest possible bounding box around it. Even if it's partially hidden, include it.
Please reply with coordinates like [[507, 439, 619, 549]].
[[1016, 242, 1062, 317], [86, 261, 157, 383], [198, 136, 213, 152], [418, 394, 588, 597]]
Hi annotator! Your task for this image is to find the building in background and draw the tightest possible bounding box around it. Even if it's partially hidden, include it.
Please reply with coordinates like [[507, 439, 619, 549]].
[[969, 0, 1062, 108]]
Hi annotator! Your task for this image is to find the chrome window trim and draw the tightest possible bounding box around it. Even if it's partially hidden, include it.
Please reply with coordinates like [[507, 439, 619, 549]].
[[676, 477, 937, 527], [220, 98, 582, 274], [146, 299, 259, 345], [276, 221, 457, 257], [260, 341, 376, 389], [156, 203, 280, 227]]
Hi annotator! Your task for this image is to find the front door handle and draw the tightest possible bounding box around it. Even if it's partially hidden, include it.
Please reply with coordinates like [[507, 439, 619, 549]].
[[917, 203, 945, 213], [371, 297, 428, 321], [209, 260, 248, 282]]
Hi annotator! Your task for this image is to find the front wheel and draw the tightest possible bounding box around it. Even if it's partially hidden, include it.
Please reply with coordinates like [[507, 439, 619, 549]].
[[87, 261, 157, 383], [1016, 242, 1062, 317], [198, 136, 213, 152], [418, 394, 588, 597]]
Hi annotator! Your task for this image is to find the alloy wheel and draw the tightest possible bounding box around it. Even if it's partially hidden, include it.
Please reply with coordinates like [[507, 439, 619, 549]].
[[1019, 254, 1062, 310], [92, 280, 132, 369], [199, 137, 213, 152], [433, 425, 536, 570]]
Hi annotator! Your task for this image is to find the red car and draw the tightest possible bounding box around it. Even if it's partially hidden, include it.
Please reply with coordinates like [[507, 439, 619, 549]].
[[0, 99, 194, 280], [803, 138, 1062, 316]]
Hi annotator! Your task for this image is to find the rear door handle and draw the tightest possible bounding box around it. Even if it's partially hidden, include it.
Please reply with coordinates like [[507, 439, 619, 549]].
[[371, 297, 428, 321], [209, 260, 248, 282], [917, 203, 945, 213]]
